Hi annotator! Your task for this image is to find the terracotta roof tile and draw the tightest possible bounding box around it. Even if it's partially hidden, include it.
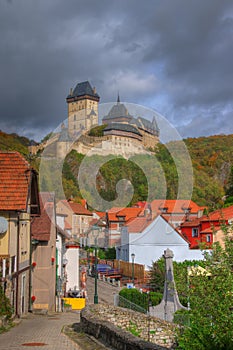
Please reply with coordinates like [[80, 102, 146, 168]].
[[64, 219, 72, 230], [31, 193, 55, 241], [0, 151, 31, 211], [150, 199, 202, 214], [60, 200, 92, 216], [126, 216, 151, 233], [107, 207, 143, 222], [201, 206, 233, 222]]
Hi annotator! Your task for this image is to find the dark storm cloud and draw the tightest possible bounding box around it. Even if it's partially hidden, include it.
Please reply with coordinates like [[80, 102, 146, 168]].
[[0, 0, 232, 141]]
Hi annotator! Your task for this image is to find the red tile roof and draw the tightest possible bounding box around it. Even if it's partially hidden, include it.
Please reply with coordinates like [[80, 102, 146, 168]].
[[180, 218, 201, 227], [60, 200, 92, 216], [0, 151, 31, 211], [31, 193, 55, 241], [107, 207, 143, 222], [126, 216, 152, 233], [64, 219, 72, 230], [201, 206, 233, 222], [150, 199, 202, 214], [200, 226, 221, 234]]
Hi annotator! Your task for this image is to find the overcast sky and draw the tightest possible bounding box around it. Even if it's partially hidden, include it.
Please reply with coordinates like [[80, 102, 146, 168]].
[[0, 0, 233, 142]]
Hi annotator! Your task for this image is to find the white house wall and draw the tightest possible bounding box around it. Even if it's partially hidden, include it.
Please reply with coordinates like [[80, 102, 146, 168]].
[[66, 247, 79, 292], [127, 216, 205, 269]]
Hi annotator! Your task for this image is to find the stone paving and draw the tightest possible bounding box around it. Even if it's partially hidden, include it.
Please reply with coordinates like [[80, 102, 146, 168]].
[[0, 275, 121, 350], [0, 311, 81, 350]]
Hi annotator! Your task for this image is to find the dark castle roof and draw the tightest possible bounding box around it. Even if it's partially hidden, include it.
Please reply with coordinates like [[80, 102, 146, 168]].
[[103, 96, 132, 122], [104, 122, 142, 136], [103, 99, 159, 137], [67, 81, 99, 100]]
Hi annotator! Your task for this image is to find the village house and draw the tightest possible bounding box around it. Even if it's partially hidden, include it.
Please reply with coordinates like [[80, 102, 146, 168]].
[[31, 192, 57, 312], [150, 199, 205, 228], [56, 199, 93, 241], [105, 206, 144, 247], [117, 214, 205, 269], [0, 151, 40, 317], [56, 211, 71, 298], [180, 205, 233, 248]]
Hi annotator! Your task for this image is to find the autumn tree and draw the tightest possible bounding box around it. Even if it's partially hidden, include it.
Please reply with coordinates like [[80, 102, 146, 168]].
[[176, 226, 233, 350]]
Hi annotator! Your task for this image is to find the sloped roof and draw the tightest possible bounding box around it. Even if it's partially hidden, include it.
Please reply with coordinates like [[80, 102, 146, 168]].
[[126, 216, 152, 233], [104, 122, 142, 136], [31, 192, 55, 241], [60, 200, 92, 216], [107, 207, 143, 222], [201, 206, 233, 222], [103, 101, 132, 120], [64, 219, 72, 230], [0, 151, 32, 211], [180, 218, 201, 227], [150, 199, 202, 214], [67, 81, 99, 99], [200, 226, 221, 234]]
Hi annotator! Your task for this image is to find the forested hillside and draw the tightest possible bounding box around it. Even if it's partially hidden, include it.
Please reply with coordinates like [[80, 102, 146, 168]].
[[0, 129, 233, 209], [62, 134, 233, 209], [0, 130, 31, 155]]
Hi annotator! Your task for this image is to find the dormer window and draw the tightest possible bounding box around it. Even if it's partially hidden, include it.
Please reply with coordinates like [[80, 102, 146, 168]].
[[161, 207, 168, 214], [183, 207, 191, 214]]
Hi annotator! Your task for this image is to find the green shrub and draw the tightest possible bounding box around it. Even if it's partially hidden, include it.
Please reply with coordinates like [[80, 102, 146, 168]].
[[0, 286, 13, 320], [119, 288, 162, 311]]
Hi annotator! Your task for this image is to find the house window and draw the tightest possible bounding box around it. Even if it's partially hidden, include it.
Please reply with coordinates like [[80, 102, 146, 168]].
[[192, 228, 199, 237], [11, 256, 16, 274], [206, 234, 211, 243]]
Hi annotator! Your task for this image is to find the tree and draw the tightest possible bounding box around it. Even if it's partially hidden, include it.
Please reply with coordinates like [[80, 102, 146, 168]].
[[176, 226, 233, 350]]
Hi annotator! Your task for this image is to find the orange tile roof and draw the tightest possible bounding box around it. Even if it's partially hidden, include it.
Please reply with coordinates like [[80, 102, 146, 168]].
[[107, 207, 143, 222], [200, 226, 221, 234], [201, 206, 233, 222], [64, 219, 72, 230], [31, 193, 55, 241], [0, 151, 31, 211], [150, 199, 202, 214], [180, 218, 201, 227], [60, 200, 92, 216], [126, 216, 152, 233]]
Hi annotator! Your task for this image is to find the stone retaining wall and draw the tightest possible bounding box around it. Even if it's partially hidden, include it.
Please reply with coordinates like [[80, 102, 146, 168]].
[[80, 304, 176, 350]]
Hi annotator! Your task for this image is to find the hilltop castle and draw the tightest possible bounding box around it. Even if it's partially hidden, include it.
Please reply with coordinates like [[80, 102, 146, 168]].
[[30, 81, 160, 158]]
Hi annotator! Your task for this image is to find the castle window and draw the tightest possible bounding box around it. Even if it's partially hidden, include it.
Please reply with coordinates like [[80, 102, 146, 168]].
[[74, 115, 76, 121]]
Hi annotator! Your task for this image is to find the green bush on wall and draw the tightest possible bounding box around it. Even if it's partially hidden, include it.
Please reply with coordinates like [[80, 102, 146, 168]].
[[119, 288, 162, 310], [0, 285, 13, 320]]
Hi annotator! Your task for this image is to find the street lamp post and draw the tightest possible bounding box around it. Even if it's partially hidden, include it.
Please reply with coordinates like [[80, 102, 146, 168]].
[[94, 238, 98, 304], [131, 253, 135, 286]]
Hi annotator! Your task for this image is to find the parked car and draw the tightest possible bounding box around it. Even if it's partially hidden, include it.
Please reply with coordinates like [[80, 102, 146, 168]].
[[91, 263, 112, 276]]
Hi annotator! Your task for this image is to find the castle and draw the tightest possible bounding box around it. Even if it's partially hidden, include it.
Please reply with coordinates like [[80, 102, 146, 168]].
[[30, 81, 160, 159]]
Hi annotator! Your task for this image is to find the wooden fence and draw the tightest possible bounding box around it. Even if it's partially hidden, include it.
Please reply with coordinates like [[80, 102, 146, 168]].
[[113, 259, 145, 281]]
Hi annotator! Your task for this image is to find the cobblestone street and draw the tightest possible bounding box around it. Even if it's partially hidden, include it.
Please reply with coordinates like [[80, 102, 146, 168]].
[[0, 276, 121, 349], [0, 312, 81, 350]]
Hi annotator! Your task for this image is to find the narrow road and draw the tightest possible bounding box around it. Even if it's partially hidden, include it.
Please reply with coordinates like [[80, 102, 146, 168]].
[[0, 312, 81, 350], [86, 275, 122, 305]]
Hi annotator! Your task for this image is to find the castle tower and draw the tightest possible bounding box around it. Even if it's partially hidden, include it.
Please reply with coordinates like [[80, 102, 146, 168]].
[[66, 81, 100, 136]]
